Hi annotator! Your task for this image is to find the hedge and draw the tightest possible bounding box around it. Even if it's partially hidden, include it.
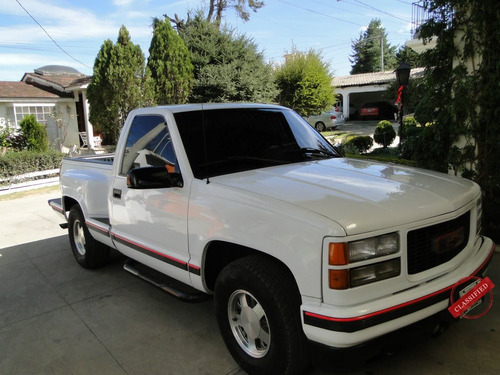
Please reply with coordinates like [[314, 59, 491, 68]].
[[0, 150, 64, 180], [342, 135, 373, 154]]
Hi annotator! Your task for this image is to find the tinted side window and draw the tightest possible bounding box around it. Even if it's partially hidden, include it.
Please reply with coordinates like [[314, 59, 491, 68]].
[[121, 115, 177, 175]]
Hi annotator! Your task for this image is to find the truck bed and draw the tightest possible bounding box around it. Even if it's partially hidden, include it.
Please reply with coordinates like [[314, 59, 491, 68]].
[[65, 153, 115, 165]]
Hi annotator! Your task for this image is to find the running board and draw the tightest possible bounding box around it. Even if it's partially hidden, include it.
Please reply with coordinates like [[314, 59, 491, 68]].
[[123, 259, 209, 302]]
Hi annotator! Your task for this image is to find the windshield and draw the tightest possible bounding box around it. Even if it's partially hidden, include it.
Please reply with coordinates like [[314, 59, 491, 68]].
[[174, 108, 341, 179]]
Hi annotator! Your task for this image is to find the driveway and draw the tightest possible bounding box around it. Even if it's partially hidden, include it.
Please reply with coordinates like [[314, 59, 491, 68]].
[[341, 120, 399, 136], [328, 120, 401, 150], [0, 188, 499, 375]]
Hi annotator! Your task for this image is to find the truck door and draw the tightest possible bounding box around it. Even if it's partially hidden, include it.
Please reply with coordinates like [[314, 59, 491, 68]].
[[110, 114, 191, 285]]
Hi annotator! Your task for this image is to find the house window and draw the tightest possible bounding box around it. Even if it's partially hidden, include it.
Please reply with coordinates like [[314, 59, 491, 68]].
[[14, 104, 55, 128]]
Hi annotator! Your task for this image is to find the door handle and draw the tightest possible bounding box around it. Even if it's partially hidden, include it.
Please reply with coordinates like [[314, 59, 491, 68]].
[[113, 189, 122, 199]]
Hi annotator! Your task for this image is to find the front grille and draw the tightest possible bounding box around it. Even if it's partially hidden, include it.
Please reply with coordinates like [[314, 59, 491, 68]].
[[407, 212, 470, 275]]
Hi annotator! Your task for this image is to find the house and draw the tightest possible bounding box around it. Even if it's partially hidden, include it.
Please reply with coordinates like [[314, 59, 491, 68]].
[[332, 68, 425, 120], [0, 65, 98, 150]]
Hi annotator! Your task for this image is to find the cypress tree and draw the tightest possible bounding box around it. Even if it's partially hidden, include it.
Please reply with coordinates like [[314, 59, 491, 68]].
[[147, 18, 193, 105], [87, 26, 152, 144]]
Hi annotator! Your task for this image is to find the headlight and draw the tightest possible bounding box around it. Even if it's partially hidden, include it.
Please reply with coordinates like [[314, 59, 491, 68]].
[[350, 259, 401, 287], [328, 233, 400, 289], [348, 233, 399, 263]]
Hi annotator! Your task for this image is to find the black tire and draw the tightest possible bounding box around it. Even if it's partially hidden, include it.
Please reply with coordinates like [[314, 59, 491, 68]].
[[68, 206, 110, 269], [214, 256, 308, 375], [315, 122, 326, 132]]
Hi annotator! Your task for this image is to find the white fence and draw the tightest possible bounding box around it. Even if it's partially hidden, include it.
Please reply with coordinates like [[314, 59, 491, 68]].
[[0, 168, 60, 196]]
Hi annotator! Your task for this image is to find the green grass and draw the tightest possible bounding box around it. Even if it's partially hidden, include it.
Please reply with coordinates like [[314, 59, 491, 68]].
[[0, 184, 59, 201]]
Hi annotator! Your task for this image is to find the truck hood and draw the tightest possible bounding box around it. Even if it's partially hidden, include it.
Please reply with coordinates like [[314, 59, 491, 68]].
[[213, 158, 479, 235]]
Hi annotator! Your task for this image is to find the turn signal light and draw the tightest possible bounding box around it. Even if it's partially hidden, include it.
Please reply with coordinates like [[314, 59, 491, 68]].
[[329, 269, 349, 289], [329, 243, 347, 265]]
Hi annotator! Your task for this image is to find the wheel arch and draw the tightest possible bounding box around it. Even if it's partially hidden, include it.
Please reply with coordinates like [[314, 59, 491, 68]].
[[203, 241, 300, 297], [62, 196, 79, 213]]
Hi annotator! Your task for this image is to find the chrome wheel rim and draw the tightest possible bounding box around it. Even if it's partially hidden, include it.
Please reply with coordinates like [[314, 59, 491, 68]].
[[316, 123, 325, 132], [228, 290, 270, 358], [72, 219, 86, 256]]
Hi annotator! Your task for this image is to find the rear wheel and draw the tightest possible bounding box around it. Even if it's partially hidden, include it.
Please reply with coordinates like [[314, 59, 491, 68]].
[[68, 206, 109, 268], [214, 256, 308, 375], [315, 122, 326, 132]]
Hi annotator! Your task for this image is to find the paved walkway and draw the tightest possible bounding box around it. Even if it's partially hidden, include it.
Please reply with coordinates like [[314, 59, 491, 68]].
[[0, 189, 499, 374]]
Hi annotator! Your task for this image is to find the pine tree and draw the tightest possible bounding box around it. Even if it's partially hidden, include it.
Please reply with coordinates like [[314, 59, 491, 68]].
[[350, 19, 397, 74], [395, 45, 422, 67], [178, 13, 277, 103], [147, 18, 193, 105], [275, 49, 335, 117], [87, 26, 153, 144]]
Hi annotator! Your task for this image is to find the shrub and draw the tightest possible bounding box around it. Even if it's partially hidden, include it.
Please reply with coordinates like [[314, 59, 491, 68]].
[[0, 127, 10, 148], [0, 150, 64, 181], [19, 115, 49, 152], [399, 116, 419, 138], [399, 126, 424, 160], [342, 135, 373, 154], [6, 133, 27, 151], [374, 120, 396, 148]]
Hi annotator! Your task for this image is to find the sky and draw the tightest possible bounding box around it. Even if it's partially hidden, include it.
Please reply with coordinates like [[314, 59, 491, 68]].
[[0, 0, 416, 82]]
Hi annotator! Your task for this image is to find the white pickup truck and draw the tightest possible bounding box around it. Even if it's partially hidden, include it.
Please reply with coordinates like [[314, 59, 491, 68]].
[[49, 103, 495, 374]]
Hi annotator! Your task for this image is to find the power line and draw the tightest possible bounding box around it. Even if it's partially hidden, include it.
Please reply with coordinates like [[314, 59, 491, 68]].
[[276, 0, 365, 27], [343, 0, 410, 23], [15, 0, 92, 69]]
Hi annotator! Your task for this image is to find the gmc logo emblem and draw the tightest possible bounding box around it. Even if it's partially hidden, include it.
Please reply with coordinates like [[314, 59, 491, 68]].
[[433, 227, 466, 254]]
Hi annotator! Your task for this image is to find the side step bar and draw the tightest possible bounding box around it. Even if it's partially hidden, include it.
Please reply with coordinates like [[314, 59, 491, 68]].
[[123, 259, 209, 302], [48, 198, 67, 229]]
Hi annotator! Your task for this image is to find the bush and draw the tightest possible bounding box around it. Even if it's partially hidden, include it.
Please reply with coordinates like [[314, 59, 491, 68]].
[[399, 116, 418, 138], [342, 135, 373, 154], [6, 133, 27, 151], [0, 127, 10, 148], [0, 150, 64, 181], [19, 115, 49, 152], [373, 120, 396, 148], [399, 126, 424, 160]]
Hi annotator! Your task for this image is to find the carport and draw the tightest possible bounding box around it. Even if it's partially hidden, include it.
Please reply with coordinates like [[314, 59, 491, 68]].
[[333, 68, 425, 120]]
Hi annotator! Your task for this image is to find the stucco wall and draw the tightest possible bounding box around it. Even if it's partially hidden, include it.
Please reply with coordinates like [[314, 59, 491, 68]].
[[50, 102, 79, 149], [0, 103, 16, 130], [0, 102, 79, 150]]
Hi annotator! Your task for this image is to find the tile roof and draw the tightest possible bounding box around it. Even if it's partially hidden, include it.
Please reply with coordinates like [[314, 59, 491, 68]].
[[23, 73, 91, 89], [0, 68, 91, 99], [333, 67, 425, 88], [0, 81, 66, 99]]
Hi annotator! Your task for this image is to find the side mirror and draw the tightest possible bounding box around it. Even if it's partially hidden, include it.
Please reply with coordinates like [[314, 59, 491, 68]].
[[127, 166, 183, 189]]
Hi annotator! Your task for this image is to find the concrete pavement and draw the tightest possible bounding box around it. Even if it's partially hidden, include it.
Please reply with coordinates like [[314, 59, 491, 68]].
[[0, 188, 499, 374]]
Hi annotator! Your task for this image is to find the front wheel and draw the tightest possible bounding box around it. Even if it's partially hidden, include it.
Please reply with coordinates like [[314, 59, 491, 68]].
[[68, 206, 109, 269], [214, 256, 308, 375]]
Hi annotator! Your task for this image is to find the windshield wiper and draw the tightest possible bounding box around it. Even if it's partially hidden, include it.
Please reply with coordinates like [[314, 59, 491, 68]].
[[301, 147, 339, 159]]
